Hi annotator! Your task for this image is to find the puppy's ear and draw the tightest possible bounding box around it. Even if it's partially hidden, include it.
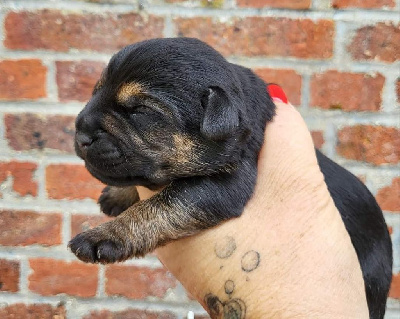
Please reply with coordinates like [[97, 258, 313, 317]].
[[200, 86, 240, 140]]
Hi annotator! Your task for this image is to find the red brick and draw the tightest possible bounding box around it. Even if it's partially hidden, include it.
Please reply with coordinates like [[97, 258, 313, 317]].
[[29, 258, 98, 297], [56, 61, 106, 102], [376, 177, 400, 212], [332, 0, 395, 8], [0, 210, 62, 246], [175, 17, 334, 59], [0, 259, 19, 292], [105, 265, 177, 299], [84, 309, 176, 319], [348, 22, 400, 63], [5, 10, 164, 53], [0, 304, 66, 319], [310, 71, 384, 111], [0, 59, 46, 100], [5, 114, 75, 153], [255, 68, 302, 105], [46, 164, 104, 200], [0, 161, 38, 197], [238, 0, 310, 9], [71, 214, 113, 238], [311, 131, 325, 149], [337, 125, 400, 165], [389, 273, 400, 299]]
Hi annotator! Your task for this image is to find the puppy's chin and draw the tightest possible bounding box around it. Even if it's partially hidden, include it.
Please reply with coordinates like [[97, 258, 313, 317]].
[[84, 158, 167, 189]]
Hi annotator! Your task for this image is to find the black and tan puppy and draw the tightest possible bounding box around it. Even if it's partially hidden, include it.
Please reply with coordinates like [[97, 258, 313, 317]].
[[69, 38, 392, 318]]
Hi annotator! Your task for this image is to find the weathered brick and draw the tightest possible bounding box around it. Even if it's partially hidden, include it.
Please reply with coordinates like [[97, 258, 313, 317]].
[[5, 114, 75, 153], [0, 161, 38, 197], [83, 0, 131, 2], [46, 164, 104, 200], [29, 258, 98, 297], [105, 265, 177, 299], [310, 71, 385, 111], [0, 259, 20, 292], [389, 273, 400, 299], [337, 125, 400, 165], [396, 78, 400, 103], [0, 210, 62, 246], [56, 61, 106, 102], [348, 22, 400, 63], [0, 304, 66, 319], [5, 10, 164, 53], [237, 0, 311, 9], [376, 177, 400, 212], [84, 309, 177, 319], [175, 17, 334, 59], [332, 0, 395, 8], [310, 131, 325, 149], [71, 214, 113, 238], [255, 68, 302, 105], [0, 59, 46, 100]]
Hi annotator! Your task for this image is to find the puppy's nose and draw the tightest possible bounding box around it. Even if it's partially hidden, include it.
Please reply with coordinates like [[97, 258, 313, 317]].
[[76, 132, 93, 148]]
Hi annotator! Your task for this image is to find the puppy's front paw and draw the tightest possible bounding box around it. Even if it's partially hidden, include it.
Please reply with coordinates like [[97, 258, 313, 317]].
[[98, 186, 139, 217], [68, 223, 134, 264]]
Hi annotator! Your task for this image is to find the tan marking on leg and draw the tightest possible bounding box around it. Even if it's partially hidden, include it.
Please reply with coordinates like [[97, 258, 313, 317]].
[[117, 82, 144, 103]]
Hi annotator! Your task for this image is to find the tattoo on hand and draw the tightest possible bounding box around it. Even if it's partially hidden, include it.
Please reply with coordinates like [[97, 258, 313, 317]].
[[241, 250, 260, 273], [215, 236, 237, 259], [225, 280, 235, 296], [204, 236, 260, 319], [207, 238, 262, 318], [205, 291, 246, 319]]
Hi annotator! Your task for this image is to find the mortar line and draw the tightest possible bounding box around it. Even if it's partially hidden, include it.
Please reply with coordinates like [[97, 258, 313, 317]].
[[19, 257, 30, 294], [1, 1, 400, 22], [97, 264, 106, 298], [301, 73, 311, 110], [163, 14, 175, 38], [36, 160, 47, 201], [43, 59, 59, 102], [1, 49, 399, 73]]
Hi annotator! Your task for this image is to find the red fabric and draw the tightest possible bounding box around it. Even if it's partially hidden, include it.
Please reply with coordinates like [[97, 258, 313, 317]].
[[267, 84, 288, 103]]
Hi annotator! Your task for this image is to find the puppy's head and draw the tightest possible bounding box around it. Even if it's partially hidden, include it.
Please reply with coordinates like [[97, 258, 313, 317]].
[[75, 38, 250, 187]]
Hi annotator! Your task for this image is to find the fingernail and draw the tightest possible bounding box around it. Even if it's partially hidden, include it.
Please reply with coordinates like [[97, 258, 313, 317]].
[[272, 97, 283, 103], [267, 84, 288, 104]]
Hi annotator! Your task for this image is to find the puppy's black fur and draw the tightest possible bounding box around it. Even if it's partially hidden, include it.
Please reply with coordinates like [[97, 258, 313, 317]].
[[69, 38, 392, 319]]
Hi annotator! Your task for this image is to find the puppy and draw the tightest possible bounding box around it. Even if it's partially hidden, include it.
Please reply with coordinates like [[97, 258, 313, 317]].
[[69, 38, 392, 319]]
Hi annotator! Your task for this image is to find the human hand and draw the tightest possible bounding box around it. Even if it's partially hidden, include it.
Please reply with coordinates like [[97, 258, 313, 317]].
[[137, 92, 369, 318]]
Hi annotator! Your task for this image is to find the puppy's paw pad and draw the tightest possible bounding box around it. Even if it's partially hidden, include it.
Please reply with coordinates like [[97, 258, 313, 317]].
[[68, 230, 133, 264]]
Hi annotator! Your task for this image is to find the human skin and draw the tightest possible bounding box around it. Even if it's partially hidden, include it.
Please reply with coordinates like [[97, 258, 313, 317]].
[[137, 101, 369, 318]]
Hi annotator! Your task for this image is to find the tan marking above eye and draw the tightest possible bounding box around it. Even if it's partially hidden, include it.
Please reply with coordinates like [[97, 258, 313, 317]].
[[117, 82, 144, 103]]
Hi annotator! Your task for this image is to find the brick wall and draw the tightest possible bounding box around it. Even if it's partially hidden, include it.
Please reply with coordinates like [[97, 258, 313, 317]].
[[0, 0, 399, 318]]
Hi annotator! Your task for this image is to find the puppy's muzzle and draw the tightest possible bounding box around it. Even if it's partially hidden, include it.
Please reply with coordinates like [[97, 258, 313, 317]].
[[76, 132, 93, 149]]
